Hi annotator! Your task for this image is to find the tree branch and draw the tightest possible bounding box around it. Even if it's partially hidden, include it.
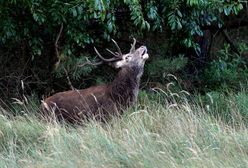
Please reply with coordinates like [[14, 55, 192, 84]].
[[201, 19, 248, 30], [63, 68, 75, 90], [221, 29, 240, 55], [55, 23, 64, 59]]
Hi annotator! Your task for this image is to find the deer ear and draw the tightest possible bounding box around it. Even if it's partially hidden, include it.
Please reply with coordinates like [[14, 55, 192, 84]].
[[105, 62, 120, 69], [113, 60, 125, 68], [113, 62, 121, 68]]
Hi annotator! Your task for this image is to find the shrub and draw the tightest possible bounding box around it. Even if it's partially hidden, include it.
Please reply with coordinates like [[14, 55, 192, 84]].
[[0, 0, 245, 97], [202, 43, 248, 90]]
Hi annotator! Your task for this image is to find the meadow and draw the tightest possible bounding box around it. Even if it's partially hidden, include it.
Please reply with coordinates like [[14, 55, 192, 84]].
[[1, 1, 248, 167], [0, 88, 248, 168]]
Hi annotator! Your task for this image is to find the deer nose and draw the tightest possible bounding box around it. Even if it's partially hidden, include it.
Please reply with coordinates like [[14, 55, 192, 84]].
[[140, 46, 147, 55]]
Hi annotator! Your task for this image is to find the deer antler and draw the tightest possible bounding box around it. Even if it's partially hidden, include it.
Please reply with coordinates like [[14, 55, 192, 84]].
[[130, 38, 136, 53], [110, 39, 123, 56], [78, 57, 103, 67], [78, 39, 123, 67], [94, 47, 121, 62], [93, 39, 123, 62]]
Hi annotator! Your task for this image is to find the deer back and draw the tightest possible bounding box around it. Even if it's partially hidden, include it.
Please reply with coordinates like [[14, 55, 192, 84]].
[[41, 38, 149, 123]]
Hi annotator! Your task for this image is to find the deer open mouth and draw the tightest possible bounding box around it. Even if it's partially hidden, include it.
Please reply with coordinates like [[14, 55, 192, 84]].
[[141, 46, 149, 60], [142, 47, 147, 55]]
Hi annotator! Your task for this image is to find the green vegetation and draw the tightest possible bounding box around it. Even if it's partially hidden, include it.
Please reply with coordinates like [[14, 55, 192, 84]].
[[0, 90, 248, 167], [1, 0, 247, 97], [202, 43, 248, 90], [0, 1, 248, 166]]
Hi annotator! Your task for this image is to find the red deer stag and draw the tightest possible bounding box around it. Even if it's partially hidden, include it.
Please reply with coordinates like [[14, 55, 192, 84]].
[[41, 38, 149, 123]]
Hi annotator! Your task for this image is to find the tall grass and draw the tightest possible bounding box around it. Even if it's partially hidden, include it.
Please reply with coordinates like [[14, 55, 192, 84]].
[[0, 91, 248, 168]]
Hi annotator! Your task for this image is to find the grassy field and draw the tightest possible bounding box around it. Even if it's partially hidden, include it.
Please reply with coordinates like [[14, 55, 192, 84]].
[[0, 90, 248, 168]]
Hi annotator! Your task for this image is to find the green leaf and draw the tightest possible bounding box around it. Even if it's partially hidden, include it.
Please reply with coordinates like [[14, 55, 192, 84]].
[[177, 10, 182, 18], [177, 19, 182, 30], [107, 22, 113, 32], [237, 3, 243, 10], [223, 6, 232, 16], [72, 9, 77, 17], [145, 21, 150, 31]]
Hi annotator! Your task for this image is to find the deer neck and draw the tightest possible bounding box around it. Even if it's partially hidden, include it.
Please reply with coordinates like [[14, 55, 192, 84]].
[[110, 66, 143, 107]]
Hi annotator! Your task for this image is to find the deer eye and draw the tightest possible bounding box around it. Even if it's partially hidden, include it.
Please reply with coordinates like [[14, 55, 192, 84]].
[[125, 55, 131, 60]]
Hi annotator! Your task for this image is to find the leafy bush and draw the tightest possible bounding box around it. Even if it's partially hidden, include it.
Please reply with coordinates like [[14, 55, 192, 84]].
[[0, 0, 245, 98], [147, 55, 188, 80], [203, 44, 248, 90]]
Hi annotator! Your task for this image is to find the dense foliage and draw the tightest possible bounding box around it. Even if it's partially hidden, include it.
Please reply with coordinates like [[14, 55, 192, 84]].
[[0, 0, 247, 98]]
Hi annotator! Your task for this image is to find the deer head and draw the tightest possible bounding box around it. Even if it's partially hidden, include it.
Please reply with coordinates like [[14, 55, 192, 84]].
[[87, 38, 149, 69], [113, 39, 148, 69], [42, 38, 149, 124]]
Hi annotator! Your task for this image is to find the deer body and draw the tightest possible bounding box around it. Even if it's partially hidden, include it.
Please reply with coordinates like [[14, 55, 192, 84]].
[[42, 39, 148, 123]]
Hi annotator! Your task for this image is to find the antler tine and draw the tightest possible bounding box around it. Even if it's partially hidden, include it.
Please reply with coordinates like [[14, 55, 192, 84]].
[[132, 37, 136, 46], [94, 47, 120, 62], [111, 39, 122, 57], [78, 57, 103, 67], [130, 38, 136, 53], [106, 49, 121, 57], [79, 41, 123, 67]]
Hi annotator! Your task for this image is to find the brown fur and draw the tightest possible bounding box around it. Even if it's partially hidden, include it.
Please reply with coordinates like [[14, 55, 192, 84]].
[[41, 40, 148, 123], [42, 66, 142, 123]]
